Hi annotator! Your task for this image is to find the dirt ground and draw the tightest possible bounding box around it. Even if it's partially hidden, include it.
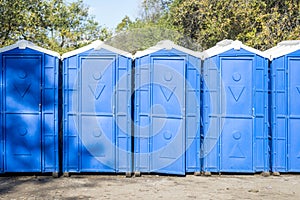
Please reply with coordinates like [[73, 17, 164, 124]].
[[0, 174, 299, 199]]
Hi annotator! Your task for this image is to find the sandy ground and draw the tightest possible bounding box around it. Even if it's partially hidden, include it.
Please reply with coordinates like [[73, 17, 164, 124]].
[[0, 174, 299, 199]]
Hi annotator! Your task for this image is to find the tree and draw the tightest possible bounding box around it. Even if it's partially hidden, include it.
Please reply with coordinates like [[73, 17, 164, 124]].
[[252, 0, 300, 49], [44, 0, 112, 53], [111, 0, 201, 53], [169, 0, 300, 50], [0, 0, 112, 53], [116, 16, 133, 33], [139, 0, 173, 23], [0, 0, 48, 46], [107, 24, 186, 54]]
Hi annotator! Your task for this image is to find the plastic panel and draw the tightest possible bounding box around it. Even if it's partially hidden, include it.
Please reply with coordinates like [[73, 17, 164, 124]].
[[4, 56, 41, 172], [271, 51, 300, 172], [134, 49, 200, 175], [0, 46, 59, 173], [63, 48, 132, 174], [202, 49, 269, 173]]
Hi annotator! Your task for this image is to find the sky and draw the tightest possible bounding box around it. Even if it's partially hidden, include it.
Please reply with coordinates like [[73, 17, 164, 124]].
[[67, 0, 142, 30]]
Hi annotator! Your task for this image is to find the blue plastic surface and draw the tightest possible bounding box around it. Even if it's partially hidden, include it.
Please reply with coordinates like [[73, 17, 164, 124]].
[[270, 49, 300, 172], [134, 45, 201, 175], [62, 44, 132, 174], [0, 42, 59, 173], [202, 45, 270, 173]]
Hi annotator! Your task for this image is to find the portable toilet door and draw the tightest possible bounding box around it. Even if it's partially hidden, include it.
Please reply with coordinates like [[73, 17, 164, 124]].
[[134, 40, 201, 175], [265, 40, 300, 174], [0, 40, 60, 176], [62, 41, 132, 176], [202, 40, 270, 174]]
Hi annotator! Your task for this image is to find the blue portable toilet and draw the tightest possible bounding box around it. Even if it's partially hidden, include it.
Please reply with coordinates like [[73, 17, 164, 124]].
[[62, 41, 132, 176], [265, 40, 300, 174], [202, 40, 270, 174], [134, 40, 201, 175], [0, 40, 60, 176]]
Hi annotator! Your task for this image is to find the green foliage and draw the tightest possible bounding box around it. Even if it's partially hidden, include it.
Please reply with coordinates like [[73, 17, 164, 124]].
[[0, 0, 48, 46], [113, 0, 299, 51], [110, 0, 201, 53], [106, 25, 185, 54], [1, 0, 299, 52], [139, 0, 173, 22], [116, 16, 133, 33], [0, 0, 112, 53], [169, 0, 300, 50], [44, 0, 112, 53]]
